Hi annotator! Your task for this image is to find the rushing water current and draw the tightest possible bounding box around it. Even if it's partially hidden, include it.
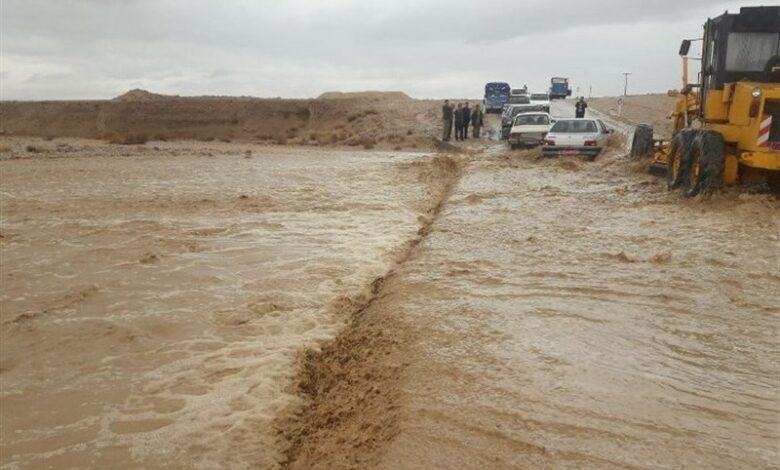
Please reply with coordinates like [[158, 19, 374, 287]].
[[1, 126, 778, 469], [0, 147, 432, 469]]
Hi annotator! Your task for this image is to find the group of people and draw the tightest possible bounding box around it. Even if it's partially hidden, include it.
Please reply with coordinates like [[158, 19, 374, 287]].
[[441, 100, 484, 142]]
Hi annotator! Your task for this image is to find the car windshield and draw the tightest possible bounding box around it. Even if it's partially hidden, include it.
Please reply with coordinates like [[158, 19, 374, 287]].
[[530, 94, 548, 100], [514, 114, 549, 125], [509, 107, 533, 117], [508, 95, 530, 104], [551, 120, 597, 133]]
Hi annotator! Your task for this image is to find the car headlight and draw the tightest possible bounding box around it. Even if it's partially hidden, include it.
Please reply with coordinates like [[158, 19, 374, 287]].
[[751, 87, 762, 99]]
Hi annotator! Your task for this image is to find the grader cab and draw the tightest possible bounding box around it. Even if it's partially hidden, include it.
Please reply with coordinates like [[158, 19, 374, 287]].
[[631, 6, 780, 195]]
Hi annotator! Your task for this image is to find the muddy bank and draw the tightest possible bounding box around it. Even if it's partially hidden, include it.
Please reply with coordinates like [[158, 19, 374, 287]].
[[0, 90, 440, 151], [276, 155, 462, 469]]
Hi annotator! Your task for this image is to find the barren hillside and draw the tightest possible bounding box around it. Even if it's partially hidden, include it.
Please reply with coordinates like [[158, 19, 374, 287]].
[[0, 90, 442, 151], [588, 94, 679, 138]]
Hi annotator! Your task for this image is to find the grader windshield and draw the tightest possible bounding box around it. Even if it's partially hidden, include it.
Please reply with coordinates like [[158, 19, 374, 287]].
[[724, 32, 780, 72], [701, 6, 780, 90]]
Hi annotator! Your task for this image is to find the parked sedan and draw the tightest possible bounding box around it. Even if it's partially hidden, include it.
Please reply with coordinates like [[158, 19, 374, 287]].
[[542, 118, 613, 160], [508, 113, 553, 149]]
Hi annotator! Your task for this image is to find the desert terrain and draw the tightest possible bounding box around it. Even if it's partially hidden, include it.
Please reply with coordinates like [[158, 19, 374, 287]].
[[588, 94, 680, 138], [1, 95, 778, 469], [0, 90, 441, 152]]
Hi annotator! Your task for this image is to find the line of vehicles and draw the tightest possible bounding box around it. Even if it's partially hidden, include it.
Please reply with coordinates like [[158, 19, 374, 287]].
[[483, 77, 571, 113], [482, 6, 779, 192], [484, 78, 611, 160]]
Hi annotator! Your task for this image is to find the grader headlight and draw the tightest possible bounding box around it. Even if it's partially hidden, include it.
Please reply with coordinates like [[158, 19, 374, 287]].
[[749, 88, 762, 118]]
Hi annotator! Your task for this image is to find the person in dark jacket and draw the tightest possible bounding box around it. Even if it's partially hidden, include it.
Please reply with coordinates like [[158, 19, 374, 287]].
[[454, 103, 464, 141], [471, 104, 484, 138], [442, 100, 453, 141], [462, 102, 471, 139], [575, 97, 588, 118]]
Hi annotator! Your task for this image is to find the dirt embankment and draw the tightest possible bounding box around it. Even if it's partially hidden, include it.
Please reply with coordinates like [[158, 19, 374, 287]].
[[588, 94, 679, 138], [275, 155, 463, 470], [0, 89, 440, 151]]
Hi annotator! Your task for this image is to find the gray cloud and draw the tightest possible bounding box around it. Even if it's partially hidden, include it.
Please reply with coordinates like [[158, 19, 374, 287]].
[[0, 0, 750, 100], [23, 72, 72, 83]]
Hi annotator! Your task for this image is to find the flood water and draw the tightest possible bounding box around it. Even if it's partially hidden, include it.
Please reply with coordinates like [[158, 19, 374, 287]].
[[0, 146, 435, 469], [1, 128, 779, 470], [377, 145, 780, 469]]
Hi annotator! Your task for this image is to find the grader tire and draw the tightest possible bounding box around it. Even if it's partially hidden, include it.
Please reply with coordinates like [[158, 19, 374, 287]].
[[682, 130, 726, 197], [630, 124, 654, 159], [667, 130, 696, 191]]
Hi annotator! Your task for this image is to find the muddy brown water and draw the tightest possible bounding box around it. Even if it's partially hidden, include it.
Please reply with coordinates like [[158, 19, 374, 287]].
[[1, 114, 779, 470], [376, 152, 779, 469], [0, 145, 441, 469]]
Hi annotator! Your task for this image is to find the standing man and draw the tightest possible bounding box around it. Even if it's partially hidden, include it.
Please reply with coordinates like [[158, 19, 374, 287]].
[[575, 97, 588, 118], [454, 103, 464, 141], [462, 102, 471, 139], [471, 104, 483, 138], [442, 100, 453, 141]]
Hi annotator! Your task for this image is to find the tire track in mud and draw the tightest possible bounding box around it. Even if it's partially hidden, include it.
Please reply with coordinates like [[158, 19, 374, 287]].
[[275, 154, 464, 470]]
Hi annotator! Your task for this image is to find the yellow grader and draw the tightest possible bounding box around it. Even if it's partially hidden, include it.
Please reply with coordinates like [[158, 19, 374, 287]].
[[630, 6, 780, 195]]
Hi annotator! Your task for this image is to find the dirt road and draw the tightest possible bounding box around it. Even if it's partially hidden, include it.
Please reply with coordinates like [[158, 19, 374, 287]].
[[1, 101, 778, 469]]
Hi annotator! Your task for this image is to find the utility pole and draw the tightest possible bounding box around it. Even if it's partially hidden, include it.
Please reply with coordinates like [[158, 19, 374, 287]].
[[622, 72, 632, 96]]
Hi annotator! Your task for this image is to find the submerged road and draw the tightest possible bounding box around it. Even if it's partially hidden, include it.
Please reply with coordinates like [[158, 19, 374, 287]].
[[368, 101, 780, 469], [285, 101, 780, 470]]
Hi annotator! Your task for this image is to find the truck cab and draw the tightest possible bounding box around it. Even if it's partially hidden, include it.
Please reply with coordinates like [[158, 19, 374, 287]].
[[484, 82, 511, 113], [549, 77, 572, 100]]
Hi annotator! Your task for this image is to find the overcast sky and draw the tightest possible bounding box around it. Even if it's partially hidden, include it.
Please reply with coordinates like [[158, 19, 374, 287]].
[[0, 0, 753, 100]]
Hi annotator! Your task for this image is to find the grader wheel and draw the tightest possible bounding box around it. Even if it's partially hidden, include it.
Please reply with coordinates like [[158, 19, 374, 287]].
[[682, 130, 726, 197], [667, 130, 695, 190]]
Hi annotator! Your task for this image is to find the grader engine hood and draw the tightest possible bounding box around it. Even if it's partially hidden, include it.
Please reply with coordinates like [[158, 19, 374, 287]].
[[703, 82, 780, 154]]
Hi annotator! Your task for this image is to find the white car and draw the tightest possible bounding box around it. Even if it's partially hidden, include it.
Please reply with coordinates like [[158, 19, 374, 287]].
[[501, 102, 532, 139], [508, 112, 553, 149], [542, 118, 613, 160], [529, 93, 551, 113]]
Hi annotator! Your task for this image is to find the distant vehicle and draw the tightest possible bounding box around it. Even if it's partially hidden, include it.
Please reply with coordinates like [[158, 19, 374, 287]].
[[510, 86, 528, 96], [529, 93, 551, 113], [508, 112, 553, 149], [501, 102, 540, 139], [484, 82, 511, 113], [506, 94, 531, 105], [549, 77, 572, 100], [542, 118, 613, 160]]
